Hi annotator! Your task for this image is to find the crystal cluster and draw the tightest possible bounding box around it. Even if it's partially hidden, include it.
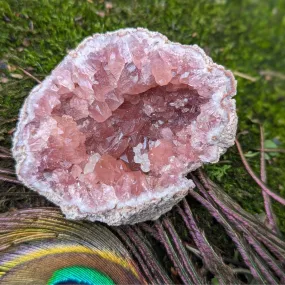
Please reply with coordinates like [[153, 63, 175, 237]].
[[13, 28, 237, 225]]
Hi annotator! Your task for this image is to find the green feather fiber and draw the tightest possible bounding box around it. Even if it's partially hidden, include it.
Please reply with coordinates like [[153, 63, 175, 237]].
[[47, 266, 114, 285]]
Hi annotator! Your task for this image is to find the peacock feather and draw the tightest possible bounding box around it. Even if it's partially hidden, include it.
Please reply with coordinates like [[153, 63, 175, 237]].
[[0, 208, 147, 285], [1, 144, 285, 284]]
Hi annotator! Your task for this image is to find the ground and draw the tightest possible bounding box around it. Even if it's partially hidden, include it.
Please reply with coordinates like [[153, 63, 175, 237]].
[[0, 0, 284, 236]]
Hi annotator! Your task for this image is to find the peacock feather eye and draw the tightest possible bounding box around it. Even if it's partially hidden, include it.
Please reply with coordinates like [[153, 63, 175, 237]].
[[47, 266, 114, 285], [0, 208, 146, 285]]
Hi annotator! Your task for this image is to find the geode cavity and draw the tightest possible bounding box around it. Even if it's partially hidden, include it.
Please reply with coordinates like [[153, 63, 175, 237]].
[[13, 28, 237, 225]]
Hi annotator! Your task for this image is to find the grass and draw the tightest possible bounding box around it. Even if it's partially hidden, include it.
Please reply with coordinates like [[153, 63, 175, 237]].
[[0, 0, 284, 235]]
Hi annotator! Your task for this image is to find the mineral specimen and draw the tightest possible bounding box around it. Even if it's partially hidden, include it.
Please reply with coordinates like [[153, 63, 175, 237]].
[[13, 28, 237, 225]]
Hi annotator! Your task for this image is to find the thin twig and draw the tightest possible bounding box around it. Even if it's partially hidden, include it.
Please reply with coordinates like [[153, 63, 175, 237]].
[[235, 138, 285, 205], [233, 268, 253, 275], [260, 125, 278, 234], [17, 67, 42, 84], [233, 71, 259, 82], [184, 243, 201, 258]]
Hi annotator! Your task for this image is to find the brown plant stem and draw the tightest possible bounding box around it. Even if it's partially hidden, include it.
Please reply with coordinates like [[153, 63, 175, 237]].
[[18, 67, 42, 84], [233, 71, 258, 82]]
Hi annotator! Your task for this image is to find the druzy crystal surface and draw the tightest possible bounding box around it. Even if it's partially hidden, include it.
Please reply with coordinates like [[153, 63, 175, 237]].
[[13, 28, 237, 225]]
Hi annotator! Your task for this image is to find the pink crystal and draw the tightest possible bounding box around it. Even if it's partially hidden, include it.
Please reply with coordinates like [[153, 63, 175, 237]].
[[13, 28, 237, 225]]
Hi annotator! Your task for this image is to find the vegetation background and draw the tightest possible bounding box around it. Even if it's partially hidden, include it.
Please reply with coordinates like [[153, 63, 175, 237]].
[[0, 0, 284, 244]]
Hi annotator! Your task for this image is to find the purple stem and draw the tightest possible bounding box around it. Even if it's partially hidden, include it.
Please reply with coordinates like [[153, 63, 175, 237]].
[[210, 195, 284, 280], [244, 232, 285, 280], [194, 173, 285, 272], [124, 226, 172, 285], [260, 125, 278, 234], [139, 223, 162, 242], [114, 227, 157, 284], [212, 192, 285, 265], [235, 138, 285, 205], [155, 221, 193, 285], [188, 184, 267, 282], [196, 171, 285, 262], [162, 217, 205, 284], [177, 202, 238, 285], [260, 126, 267, 183], [251, 252, 280, 284]]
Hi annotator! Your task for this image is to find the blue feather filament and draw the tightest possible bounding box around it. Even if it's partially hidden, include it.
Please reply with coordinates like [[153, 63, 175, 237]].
[[47, 266, 115, 285]]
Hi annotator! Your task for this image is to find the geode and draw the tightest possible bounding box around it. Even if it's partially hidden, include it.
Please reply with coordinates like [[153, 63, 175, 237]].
[[13, 28, 237, 225]]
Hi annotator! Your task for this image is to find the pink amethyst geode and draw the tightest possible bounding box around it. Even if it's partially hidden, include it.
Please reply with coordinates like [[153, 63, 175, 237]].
[[13, 28, 237, 225]]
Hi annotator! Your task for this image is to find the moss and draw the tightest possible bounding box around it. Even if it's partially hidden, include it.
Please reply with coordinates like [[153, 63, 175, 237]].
[[0, 0, 284, 231]]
